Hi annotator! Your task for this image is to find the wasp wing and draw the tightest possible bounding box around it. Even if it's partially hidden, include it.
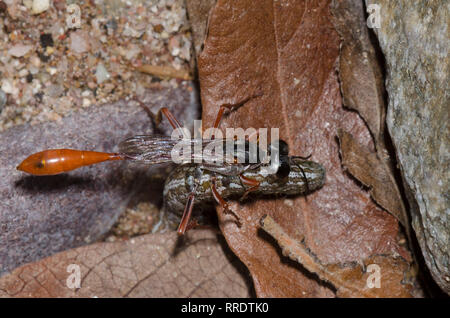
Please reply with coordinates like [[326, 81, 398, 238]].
[[119, 135, 228, 165]]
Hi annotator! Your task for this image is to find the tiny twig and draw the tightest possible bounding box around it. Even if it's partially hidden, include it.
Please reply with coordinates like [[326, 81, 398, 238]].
[[135, 65, 193, 80], [259, 215, 411, 297]]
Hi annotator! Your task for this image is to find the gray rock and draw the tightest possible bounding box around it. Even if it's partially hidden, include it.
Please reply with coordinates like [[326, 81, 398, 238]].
[[0, 84, 199, 276], [366, 0, 449, 293]]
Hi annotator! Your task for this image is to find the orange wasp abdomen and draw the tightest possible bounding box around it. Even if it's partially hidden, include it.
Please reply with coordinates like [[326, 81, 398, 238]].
[[17, 149, 122, 176]]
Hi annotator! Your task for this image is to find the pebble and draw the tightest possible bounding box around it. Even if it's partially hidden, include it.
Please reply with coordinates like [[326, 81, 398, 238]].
[[47, 67, 57, 75], [47, 84, 64, 97], [29, 65, 39, 75], [18, 69, 29, 77], [106, 19, 118, 32], [122, 23, 144, 38], [31, 80, 42, 94], [30, 55, 41, 68], [46, 46, 55, 55], [168, 36, 180, 56], [160, 31, 169, 39], [1, 79, 19, 97], [40, 33, 54, 48], [31, 0, 50, 15], [95, 63, 110, 84], [82, 98, 91, 107], [70, 31, 90, 54], [8, 44, 33, 58], [87, 81, 97, 90], [1, 80, 13, 94], [23, 0, 33, 10], [153, 24, 164, 33], [125, 45, 141, 60], [103, 83, 115, 93]]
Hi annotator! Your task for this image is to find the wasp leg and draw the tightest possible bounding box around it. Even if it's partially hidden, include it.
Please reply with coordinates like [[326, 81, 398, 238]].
[[177, 191, 196, 235], [159, 107, 184, 131], [158, 107, 191, 139], [212, 104, 232, 132], [211, 178, 242, 227], [131, 98, 186, 135], [239, 174, 260, 201], [130, 98, 162, 128]]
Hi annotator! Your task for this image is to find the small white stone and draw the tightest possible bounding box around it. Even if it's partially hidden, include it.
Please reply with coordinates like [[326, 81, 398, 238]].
[[1, 79, 13, 94], [70, 31, 90, 54], [124, 45, 141, 60], [47, 67, 57, 75], [160, 31, 169, 39], [32, 80, 42, 94], [30, 55, 41, 68], [122, 23, 144, 38], [82, 98, 91, 107], [29, 65, 39, 75], [23, 0, 33, 10], [171, 47, 180, 57], [31, 0, 50, 15], [18, 68, 29, 77], [8, 44, 33, 57], [95, 63, 110, 84]]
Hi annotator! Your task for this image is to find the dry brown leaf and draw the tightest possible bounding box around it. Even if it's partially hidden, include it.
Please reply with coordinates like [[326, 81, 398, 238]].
[[0, 230, 251, 297], [197, 0, 413, 297], [330, 0, 386, 149], [135, 65, 193, 80], [260, 215, 413, 297], [330, 1, 409, 228], [338, 129, 408, 226], [185, 0, 217, 56]]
